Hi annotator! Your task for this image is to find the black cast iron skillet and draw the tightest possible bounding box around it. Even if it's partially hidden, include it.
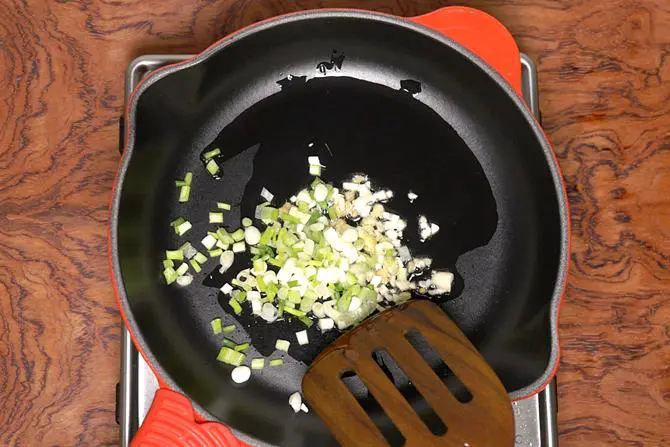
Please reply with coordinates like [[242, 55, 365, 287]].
[[110, 8, 568, 447]]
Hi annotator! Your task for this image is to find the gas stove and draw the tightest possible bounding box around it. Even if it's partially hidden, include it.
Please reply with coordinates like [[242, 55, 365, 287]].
[[116, 53, 558, 447]]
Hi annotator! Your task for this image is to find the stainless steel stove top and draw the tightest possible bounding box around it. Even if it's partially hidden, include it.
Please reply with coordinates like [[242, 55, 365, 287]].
[[116, 53, 558, 447]]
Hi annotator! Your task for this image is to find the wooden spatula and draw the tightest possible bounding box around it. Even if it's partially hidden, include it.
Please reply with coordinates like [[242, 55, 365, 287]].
[[302, 300, 514, 446]]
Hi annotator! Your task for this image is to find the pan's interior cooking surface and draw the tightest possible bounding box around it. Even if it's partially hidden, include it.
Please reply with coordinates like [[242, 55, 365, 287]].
[[198, 74, 497, 362], [117, 14, 562, 446]]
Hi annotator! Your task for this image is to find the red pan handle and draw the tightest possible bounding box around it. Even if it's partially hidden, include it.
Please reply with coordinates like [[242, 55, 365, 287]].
[[130, 7, 521, 447], [411, 6, 523, 97], [131, 389, 249, 447]]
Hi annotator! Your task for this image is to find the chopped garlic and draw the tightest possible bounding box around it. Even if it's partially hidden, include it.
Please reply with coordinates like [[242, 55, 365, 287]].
[[296, 330, 309, 345], [318, 318, 334, 332], [260, 187, 274, 202], [289, 392, 302, 413]]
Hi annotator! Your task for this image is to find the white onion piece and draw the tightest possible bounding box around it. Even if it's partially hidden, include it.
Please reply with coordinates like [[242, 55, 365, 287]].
[[219, 251, 235, 272], [176, 275, 193, 287], [201, 234, 217, 250], [244, 226, 261, 245], [231, 366, 251, 384], [312, 302, 325, 318], [251, 300, 262, 315], [261, 303, 278, 322], [349, 296, 361, 312], [313, 183, 328, 202]]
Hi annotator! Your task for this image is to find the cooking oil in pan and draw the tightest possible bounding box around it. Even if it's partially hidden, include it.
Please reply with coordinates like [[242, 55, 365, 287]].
[[201, 75, 497, 363]]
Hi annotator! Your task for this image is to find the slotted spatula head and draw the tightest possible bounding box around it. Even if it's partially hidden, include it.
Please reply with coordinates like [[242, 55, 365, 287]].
[[302, 300, 514, 446]]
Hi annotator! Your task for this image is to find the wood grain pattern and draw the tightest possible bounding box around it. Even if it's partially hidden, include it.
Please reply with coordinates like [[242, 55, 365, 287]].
[[304, 300, 513, 447], [1, 0, 669, 445]]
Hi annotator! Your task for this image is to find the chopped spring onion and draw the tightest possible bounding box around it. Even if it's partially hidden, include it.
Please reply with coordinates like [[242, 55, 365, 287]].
[[209, 248, 223, 257], [203, 148, 221, 160], [217, 347, 245, 366], [283, 306, 306, 317], [311, 302, 325, 318], [209, 212, 224, 224], [189, 259, 202, 273], [269, 358, 284, 367], [231, 228, 245, 242], [223, 324, 236, 334], [175, 262, 189, 276], [234, 342, 250, 352], [211, 318, 222, 335], [166, 249, 184, 261], [176, 275, 193, 287], [309, 164, 322, 176], [407, 191, 418, 202], [244, 226, 261, 245], [300, 403, 309, 413], [179, 185, 191, 202], [289, 392, 302, 413], [202, 234, 218, 250], [175, 172, 193, 187], [166, 161, 451, 363], [193, 252, 208, 264], [229, 298, 242, 314], [298, 316, 314, 328], [163, 267, 178, 284], [252, 259, 267, 275], [220, 251, 235, 272], [313, 183, 328, 202], [222, 338, 237, 349], [170, 217, 185, 228], [296, 330, 309, 346], [175, 220, 192, 236], [206, 159, 220, 176], [260, 187, 274, 202], [181, 242, 197, 259], [275, 339, 290, 352], [251, 358, 265, 369], [231, 365, 251, 383]]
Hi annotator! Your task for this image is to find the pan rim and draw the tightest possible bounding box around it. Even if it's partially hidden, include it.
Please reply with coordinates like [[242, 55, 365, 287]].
[[109, 7, 569, 439]]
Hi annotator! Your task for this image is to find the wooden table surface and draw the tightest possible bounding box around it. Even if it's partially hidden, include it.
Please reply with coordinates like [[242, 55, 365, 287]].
[[1, 0, 669, 445]]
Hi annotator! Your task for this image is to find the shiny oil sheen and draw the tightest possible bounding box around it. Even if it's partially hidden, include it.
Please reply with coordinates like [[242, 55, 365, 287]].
[[201, 75, 497, 363]]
